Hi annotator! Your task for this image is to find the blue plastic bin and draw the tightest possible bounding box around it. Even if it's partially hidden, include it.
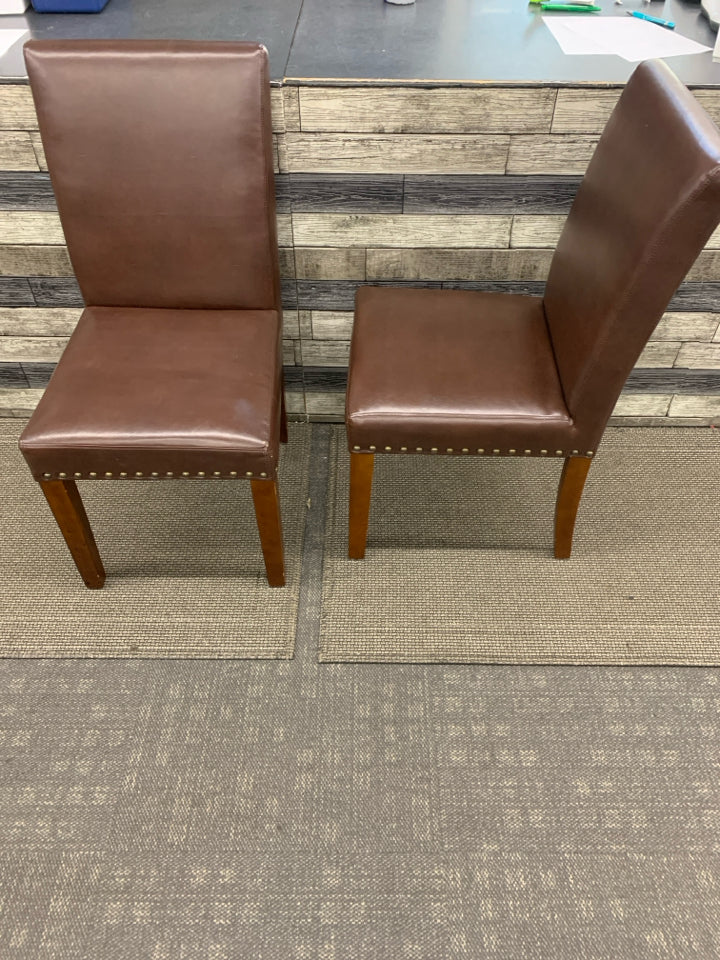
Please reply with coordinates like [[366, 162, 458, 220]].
[[31, 0, 110, 11]]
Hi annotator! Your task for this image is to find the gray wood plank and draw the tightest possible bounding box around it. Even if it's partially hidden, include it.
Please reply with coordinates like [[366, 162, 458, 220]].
[[21, 362, 55, 387], [0, 173, 56, 210], [670, 283, 720, 312], [28, 277, 83, 307], [289, 174, 403, 213], [0, 278, 36, 307], [625, 368, 720, 393], [403, 175, 582, 214], [0, 362, 27, 387], [297, 279, 442, 310]]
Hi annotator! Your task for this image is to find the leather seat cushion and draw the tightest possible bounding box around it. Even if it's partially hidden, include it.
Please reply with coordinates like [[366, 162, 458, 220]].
[[346, 287, 579, 455], [20, 306, 282, 479]]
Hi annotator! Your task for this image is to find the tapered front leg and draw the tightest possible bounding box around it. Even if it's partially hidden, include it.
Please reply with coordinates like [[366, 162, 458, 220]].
[[39, 479, 106, 589], [348, 452, 374, 559], [250, 478, 285, 587], [554, 456, 592, 559]]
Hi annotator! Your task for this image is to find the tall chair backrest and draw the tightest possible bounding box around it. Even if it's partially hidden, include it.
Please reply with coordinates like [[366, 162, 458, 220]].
[[544, 59, 720, 443], [24, 40, 281, 312]]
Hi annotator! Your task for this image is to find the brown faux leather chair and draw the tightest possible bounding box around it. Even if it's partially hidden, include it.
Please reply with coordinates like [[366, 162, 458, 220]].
[[20, 40, 287, 588], [346, 60, 720, 561]]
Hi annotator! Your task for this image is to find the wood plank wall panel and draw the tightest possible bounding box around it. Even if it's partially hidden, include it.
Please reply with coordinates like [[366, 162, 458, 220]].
[[2, 80, 720, 423]]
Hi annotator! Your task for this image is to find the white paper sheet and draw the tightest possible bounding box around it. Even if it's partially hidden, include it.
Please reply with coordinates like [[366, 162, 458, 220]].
[[0, 29, 27, 60], [544, 16, 712, 61]]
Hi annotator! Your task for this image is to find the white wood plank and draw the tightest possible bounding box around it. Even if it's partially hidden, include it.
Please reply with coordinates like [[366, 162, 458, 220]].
[[551, 90, 620, 134], [30, 132, 46, 171], [0, 245, 73, 277], [674, 343, 720, 368], [286, 133, 510, 174], [634, 342, 680, 368], [654, 313, 719, 342], [510, 216, 564, 249], [0, 132, 39, 172], [0, 307, 81, 336], [668, 394, 720, 417], [294, 248, 366, 280], [282, 310, 300, 340], [293, 214, 511, 248], [0, 387, 43, 417], [0, 211, 65, 245], [270, 88, 284, 132], [311, 311, 354, 340], [297, 87, 556, 134], [611, 394, 672, 416], [366, 247, 553, 281], [0, 86, 36, 130], [301, 341, 350, 366], [0, 335, 69, 361], [507, 136, 598, 175], [282, 86, 301, 132]]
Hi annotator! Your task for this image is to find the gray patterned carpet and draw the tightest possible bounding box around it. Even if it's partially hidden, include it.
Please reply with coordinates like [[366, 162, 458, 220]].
[[0, 421, 309, 658], [321, 427, 720, 664], [1, 425, 720, 958]]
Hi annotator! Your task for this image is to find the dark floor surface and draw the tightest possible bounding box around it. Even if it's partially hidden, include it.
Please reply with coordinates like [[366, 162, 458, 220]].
[[1, 424, 719, 960]]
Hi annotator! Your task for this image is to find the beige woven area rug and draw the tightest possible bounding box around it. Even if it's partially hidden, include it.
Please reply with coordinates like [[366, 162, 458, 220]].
[[320, 427, 720, 664], [0, 421, 309, 658]]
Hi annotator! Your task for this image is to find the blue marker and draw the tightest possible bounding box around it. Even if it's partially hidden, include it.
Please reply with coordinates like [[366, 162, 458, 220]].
[[627, 10, 675, 29]]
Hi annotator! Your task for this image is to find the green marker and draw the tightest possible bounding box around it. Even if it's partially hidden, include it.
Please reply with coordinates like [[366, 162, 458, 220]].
[[540, 3, 602, 9]]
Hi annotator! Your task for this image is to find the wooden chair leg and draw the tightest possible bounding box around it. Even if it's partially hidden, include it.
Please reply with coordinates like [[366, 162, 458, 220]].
[[554, 456, 592, 559], [39, 479, 106, 589], [279, 376, 288, 444], [250, 478, 285, 587], [349, 452, 374, 559]]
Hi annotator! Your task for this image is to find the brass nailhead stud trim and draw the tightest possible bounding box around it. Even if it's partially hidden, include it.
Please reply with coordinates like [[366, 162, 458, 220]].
[[587, 451, 594, 456], [58, 472, 67, 478], [213, 472, 221, 477], [524, 449, 531, 454], [462, 448, 469, 453], [572, 449, 579, 455], [416, 447, 423, 452], [540, 450, 548, 455], [166, 472, 173, 477], [135, 472, 143, 477], [182, 471, 190, 477], [74, 472, 82, 478], [230, 471, 237, 477], [151, 472, 159, 477], [509, 449, 516, 454], [120, 471, 127, 477], [493, 449, 500, 454], [447, 447, 454, 453], [197, 472, 205, 477], [105, 472, 113, 477], [555, 450, 563, 456], [384, 446, 392, 451], [478, 448, 485, 454], [246, 472, 253, 477], [42, 473, 51, 478], [400, 446, 407, 452], [260, 472, 267, 478], [431, 447, 438, 452], [353, 446, 361, 451], [369, 445, 377, 451], [89, 472, 97, 478]]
